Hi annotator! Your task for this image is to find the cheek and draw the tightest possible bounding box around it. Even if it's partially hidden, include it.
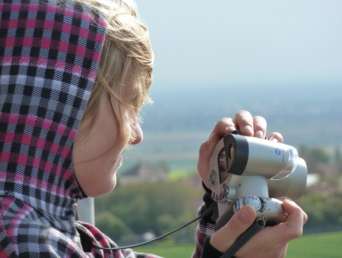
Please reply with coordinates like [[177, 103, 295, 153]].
[[73, 130, 125, 197], [73, 93, 127, 196], [73, 129, 125, 196]]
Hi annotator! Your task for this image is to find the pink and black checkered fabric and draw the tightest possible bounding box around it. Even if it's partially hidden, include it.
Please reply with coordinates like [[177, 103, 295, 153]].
[[0, 0, 162, 257]]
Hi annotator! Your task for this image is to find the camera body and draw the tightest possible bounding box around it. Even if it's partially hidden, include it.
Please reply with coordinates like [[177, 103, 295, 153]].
[[205, 134, 307, 227]]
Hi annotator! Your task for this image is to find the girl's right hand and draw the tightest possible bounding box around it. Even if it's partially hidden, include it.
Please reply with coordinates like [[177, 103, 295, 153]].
[[210, 199, 308, 258]]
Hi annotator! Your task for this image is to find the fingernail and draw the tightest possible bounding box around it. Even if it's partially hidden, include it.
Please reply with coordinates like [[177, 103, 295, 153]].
[[255, 130, 264, 138], [268, 136, 278, 142], [225, 126, 235, 132], [242, 125, 253, 135]]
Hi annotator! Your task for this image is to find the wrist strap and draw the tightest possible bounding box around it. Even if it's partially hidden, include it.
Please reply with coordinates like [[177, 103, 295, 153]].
[[220, 219, 265, 258], [202, 238, 224, 258]]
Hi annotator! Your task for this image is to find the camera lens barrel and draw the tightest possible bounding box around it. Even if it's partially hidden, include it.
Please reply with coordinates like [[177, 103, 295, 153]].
[[234, 196, 283, 222], [223, 134, 298, 178]]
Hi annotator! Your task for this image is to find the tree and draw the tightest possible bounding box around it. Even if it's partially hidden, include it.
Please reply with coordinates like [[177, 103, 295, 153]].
[[95, 180, 201, 243], [96, 212, 136, 243]]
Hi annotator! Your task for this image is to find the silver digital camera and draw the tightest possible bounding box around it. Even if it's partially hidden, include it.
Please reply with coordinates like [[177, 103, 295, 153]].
[[205, 134, 308, 227]]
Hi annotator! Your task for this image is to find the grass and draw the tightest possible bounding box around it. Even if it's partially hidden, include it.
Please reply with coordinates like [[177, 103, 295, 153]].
[[287, 231, 342, 258], [168, 169, 193, 181], [137, 231, 342, 258]]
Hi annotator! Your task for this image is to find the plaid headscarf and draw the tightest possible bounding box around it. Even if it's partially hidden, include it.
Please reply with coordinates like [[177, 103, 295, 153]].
[[0, 0, 161, 257]]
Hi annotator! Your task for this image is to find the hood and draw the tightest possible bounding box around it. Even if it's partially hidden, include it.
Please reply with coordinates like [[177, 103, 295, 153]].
[[0, 0, 106, 224]]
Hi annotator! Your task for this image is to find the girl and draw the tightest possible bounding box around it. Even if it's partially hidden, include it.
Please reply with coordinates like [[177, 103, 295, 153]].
[[0, 0, 306, 257]]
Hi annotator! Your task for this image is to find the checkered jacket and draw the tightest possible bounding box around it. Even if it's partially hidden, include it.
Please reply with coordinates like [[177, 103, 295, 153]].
[[192, 188, 218, 258], [0, 0, 163, 257]]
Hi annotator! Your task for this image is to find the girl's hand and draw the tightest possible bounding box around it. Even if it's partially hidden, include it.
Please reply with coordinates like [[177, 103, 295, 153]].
[[197, 110, 283, 182], [210, 199, 308, 258], [197, 110, 307, 257]]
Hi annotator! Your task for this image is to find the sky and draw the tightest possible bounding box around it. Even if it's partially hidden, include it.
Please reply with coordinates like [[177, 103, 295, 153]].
[[138, 0, 342, 88]]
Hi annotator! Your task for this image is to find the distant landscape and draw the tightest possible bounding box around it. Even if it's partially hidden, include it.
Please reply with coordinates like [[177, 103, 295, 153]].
[[122, 83, 342, 171]]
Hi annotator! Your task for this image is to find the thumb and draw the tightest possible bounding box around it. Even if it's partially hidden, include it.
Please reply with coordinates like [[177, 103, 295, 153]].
[[210, 206, 257, 252]]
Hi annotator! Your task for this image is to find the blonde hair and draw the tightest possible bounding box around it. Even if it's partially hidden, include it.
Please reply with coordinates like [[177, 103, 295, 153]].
[[79, 0, 154, 143]]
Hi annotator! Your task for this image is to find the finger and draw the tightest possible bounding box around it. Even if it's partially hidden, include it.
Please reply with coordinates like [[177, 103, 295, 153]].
[[253, 116, 267, 138], [283, 198, 308, 224], [276, 199, 306, 241], [210, 206, 257, 252], [281, 244, 289, 258], [268, 132, 284, 143], [303, 212, 309, 224], [204, 117, 236, 157], [198, 118, 236, 178], [234, 110, 254, 136], [208, 117, 236, 144]]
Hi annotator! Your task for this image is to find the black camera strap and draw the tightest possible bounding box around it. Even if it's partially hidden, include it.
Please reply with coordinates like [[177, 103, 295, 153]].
[[220, 219, 265, 258], [89, 202, 265, 256], [91, 204, 216, 251]]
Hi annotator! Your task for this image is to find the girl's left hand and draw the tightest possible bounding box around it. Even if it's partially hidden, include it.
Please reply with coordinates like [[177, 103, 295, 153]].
[[197, 110, 284, 184]]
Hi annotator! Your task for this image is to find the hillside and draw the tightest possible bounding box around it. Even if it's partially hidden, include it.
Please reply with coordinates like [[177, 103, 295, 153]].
[[122, 83, 342, 170]]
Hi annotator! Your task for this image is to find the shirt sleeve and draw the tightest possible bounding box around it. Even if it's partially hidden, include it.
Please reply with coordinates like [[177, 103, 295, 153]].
[[76, 221, 164, 258], [191, 183, 219, 258]]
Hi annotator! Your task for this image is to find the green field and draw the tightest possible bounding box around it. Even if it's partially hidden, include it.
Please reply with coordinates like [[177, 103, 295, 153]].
[[137, 231, 342, 258]]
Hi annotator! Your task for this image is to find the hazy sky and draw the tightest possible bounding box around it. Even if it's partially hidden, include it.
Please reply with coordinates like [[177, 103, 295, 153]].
[[138, 0, 342, 87]]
